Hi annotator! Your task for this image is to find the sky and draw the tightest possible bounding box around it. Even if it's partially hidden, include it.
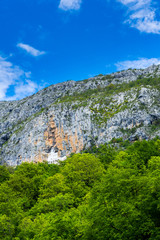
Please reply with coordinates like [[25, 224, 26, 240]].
[[1, 0, 160, 100]]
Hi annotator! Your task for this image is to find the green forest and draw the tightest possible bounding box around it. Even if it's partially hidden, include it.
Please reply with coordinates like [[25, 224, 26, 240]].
[[0, 138, 160, 240]]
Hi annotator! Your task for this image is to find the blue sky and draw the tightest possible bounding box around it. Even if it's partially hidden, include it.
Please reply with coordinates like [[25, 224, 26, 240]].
[[1, 0, 160, 100]]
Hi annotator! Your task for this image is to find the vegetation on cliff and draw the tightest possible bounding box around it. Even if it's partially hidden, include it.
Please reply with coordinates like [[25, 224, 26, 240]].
[[56, 75, 160, 106], [0, 138, 160, 239]]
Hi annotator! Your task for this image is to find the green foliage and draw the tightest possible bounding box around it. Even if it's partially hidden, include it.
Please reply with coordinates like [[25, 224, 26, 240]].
[[0, 165, 10, 183], [126, 139, 160, 167], [0, 139, 160, 239], [6, 162, 60, 210], [0, 214, 15, 240], [101, 74, 114, 81], [90, 102, 122, 126], [83, 143, 117, 169], [61, 154, 105, 202], [96, 73, 103, 77], [83, 150, 160, 239]]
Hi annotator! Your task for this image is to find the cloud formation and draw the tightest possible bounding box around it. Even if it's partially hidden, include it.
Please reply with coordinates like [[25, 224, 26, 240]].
[[17, 43, 46, 57], [0, 56, 42, 101], [115, 57, 160, 70], [59, 0, 82, 11], [118, 0, 160, 34]]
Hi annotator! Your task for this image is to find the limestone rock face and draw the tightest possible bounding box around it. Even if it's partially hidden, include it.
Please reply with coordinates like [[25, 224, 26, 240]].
[[0, 65, 160, 166]]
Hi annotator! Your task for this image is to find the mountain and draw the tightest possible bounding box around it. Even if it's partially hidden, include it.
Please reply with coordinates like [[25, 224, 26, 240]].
[[0, 64, 160, 166]]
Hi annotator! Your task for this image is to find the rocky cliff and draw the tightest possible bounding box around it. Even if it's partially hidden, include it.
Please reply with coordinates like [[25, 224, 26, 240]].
[[0, 65, 160, 166]]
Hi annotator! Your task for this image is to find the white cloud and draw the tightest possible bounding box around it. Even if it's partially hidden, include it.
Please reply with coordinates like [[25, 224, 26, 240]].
[[0, 57, 23, 100], [115, 57, 160, 70], [17, 43, 46, 57], [0, 56, 44, 101], [7, 80, 39, 101], [118, 0, 160, 34], [59, 0, 82, 11]]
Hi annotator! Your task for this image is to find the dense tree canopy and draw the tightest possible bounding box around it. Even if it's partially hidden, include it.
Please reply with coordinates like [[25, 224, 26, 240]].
[[0, 139, 160, 239]]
